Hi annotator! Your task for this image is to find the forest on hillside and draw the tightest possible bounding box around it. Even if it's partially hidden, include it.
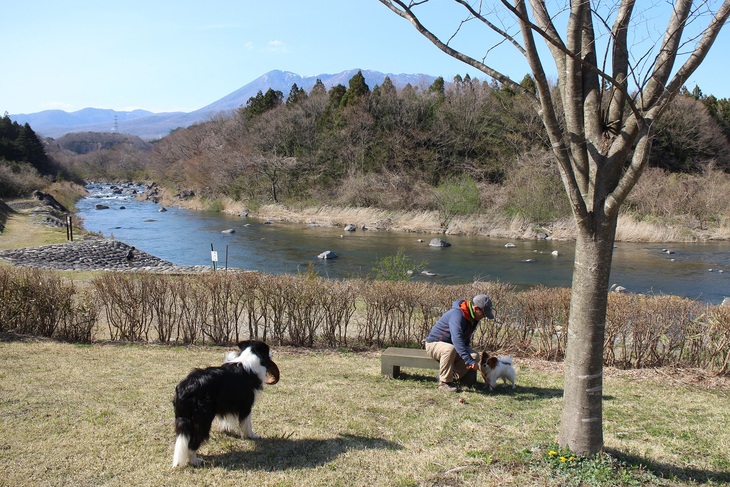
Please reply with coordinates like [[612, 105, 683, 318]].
[[6, 72, 730, 231], [0, 114, 75, 197]]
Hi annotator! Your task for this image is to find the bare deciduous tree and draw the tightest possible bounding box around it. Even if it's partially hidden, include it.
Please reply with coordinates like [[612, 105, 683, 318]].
[[379, 0, 730, 454]]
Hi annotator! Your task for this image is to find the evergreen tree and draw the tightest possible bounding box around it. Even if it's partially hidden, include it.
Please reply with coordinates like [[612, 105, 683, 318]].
[[0, 114, 20, 161], [286, 83, 307, 106], [374, 76, 396, 97], [310, 79, 327, 97], [339, 70, 370, 107], [702, 95, 730, 139], [428, 76, 445, 97], [17, 123, 49, 170], [519, 74, 537, 95], [243, 88, 284, 119], [327, 84, 347, 108], [692, 84, 704, 100], [0, 115, 52, 174]]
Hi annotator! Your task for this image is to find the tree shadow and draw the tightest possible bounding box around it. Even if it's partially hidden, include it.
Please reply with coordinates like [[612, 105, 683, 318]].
[[0, 331, 43, 343], [205, 433, 402, 470], [605, 448, 730, 484], [393, 372, 565, 399], [495, 385, 564, 400]]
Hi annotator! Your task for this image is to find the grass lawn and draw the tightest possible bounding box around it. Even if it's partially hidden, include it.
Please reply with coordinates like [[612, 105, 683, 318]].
[[1, 338, 728, 487], [0, 197, 82, 253], [0, 212, 70, 250]]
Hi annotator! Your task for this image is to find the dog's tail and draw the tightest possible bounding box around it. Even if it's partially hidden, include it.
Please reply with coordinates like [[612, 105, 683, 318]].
[[172, 433, 190, 467], [500, 357, 513, 365]]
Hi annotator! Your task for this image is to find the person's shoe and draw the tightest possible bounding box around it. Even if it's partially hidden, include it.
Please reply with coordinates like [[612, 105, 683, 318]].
[[437, 382, 459, 392]]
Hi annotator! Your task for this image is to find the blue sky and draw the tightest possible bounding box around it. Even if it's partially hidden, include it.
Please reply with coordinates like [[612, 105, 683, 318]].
[[3, 0, 729, 115]]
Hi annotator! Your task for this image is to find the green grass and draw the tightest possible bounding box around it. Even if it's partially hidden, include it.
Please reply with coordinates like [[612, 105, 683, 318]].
[[0, 339, 728, 486]]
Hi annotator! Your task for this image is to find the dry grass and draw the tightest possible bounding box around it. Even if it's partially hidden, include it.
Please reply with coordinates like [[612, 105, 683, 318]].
[[1, 339, 729, 487], [0, 192, 96, 255], [615, 215, 690, 242], [0, 212, 70, 250], [153, 187, 730, 242], [235, 201, 447, 234]]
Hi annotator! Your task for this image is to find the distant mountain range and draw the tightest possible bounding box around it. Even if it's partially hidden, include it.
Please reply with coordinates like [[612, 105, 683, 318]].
[[10, 70, 438, 140]]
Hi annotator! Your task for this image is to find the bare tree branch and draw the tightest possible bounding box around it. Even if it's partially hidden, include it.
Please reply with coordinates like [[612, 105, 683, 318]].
[[502, 0, 643, 119], [641, 0, 694, 107], [513, 0, 590, 222], [608, 1, 730, 215], [607, 0, 635, 130], [664, 1, 730, 97], [378, 0, 536, 98], [453, 0, 526, 54]]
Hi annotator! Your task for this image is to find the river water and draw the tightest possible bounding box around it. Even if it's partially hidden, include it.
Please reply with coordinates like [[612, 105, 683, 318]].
[[76, 183, 729, 304]]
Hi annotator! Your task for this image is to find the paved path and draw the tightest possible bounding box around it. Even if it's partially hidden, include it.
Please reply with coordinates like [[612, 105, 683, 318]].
[[0, 238, 210, 272]]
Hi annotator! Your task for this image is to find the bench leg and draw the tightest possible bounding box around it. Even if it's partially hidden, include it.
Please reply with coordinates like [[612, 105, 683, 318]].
[[381, 360, 401, 378]]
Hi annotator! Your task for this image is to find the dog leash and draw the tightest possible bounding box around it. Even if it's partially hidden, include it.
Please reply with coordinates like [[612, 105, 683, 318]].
[[478, 367, 491, 389]]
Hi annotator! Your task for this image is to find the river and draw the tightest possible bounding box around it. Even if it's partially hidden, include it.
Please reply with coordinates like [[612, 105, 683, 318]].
[[76, 183, 729, 304]]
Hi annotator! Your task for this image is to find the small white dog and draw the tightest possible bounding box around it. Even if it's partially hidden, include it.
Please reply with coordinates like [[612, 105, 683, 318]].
[[480, 354, 516, 390]]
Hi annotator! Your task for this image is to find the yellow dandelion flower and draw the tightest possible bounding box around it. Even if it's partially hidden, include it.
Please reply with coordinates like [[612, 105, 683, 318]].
[[549, 450, 558, 456], [560, 457, 567, 462]]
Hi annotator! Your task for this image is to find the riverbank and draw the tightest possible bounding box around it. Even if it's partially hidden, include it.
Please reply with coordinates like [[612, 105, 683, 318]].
[[0, 238, 209, 272], [147, 187, 730, 243], [3, 180, 728, 276], [3, 189, 728, 304], [0, 196, 211, 272]]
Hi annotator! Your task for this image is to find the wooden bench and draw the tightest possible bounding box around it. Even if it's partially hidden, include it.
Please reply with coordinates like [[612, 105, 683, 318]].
[[381, 347, 439, 378]]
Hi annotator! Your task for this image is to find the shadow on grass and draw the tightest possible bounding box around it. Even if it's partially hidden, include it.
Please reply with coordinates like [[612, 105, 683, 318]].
[[207, 433, 402, 470], [606, 448, 730, 485], [394, 371, 565, 399], [0, 331, 45, 343]]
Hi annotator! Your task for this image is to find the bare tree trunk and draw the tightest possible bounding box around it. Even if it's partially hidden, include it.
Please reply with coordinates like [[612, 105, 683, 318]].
[[559, 216, 616, 453]]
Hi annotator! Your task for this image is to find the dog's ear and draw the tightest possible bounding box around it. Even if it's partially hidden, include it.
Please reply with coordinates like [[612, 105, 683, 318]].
[[487, 356, 499, 369], [480, 352, 489, 366], [236, 340, 252, 351], [265, 359, 280, 385]]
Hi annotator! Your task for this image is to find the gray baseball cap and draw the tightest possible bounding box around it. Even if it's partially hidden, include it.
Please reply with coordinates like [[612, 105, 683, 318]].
[[472, 294, 495, 319]]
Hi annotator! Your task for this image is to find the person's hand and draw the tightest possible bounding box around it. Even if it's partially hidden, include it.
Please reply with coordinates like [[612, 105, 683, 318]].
[[466, 362, 479, 371]]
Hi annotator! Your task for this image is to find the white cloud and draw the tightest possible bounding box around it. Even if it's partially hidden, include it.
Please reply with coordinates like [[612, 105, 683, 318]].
[[41, 101, 77, 112], [264, 40, 288, 53]]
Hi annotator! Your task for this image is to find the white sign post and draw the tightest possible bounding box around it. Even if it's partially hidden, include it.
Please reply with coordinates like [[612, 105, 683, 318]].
[[211, 249, 218, 270]]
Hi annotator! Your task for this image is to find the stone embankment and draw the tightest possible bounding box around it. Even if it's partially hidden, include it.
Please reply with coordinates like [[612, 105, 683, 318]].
[[0, 238, 211, 273]]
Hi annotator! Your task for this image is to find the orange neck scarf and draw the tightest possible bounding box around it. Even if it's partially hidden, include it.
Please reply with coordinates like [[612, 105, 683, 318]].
[[459, 300, 476, 323]]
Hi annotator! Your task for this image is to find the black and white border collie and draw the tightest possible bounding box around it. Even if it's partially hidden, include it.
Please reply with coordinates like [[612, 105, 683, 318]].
[[172, 340, 280, 467]]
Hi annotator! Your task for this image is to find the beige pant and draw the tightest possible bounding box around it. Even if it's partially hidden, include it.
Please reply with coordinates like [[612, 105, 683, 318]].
[[425, 341, 479, 384]]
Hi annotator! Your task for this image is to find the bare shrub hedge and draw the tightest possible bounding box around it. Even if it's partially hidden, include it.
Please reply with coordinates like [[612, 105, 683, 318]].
[[489, 286, 571, 359], [93, 273, 155, 341], [0, 268, 95, 342], [1, 267, 728, 372]]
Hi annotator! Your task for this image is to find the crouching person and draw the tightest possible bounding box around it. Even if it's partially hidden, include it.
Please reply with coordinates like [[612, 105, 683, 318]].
[[425, 294, 495, 392]]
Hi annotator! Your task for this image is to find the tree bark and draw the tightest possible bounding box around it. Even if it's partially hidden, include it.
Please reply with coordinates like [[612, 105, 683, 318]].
[[558, 216, 616, 453]]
